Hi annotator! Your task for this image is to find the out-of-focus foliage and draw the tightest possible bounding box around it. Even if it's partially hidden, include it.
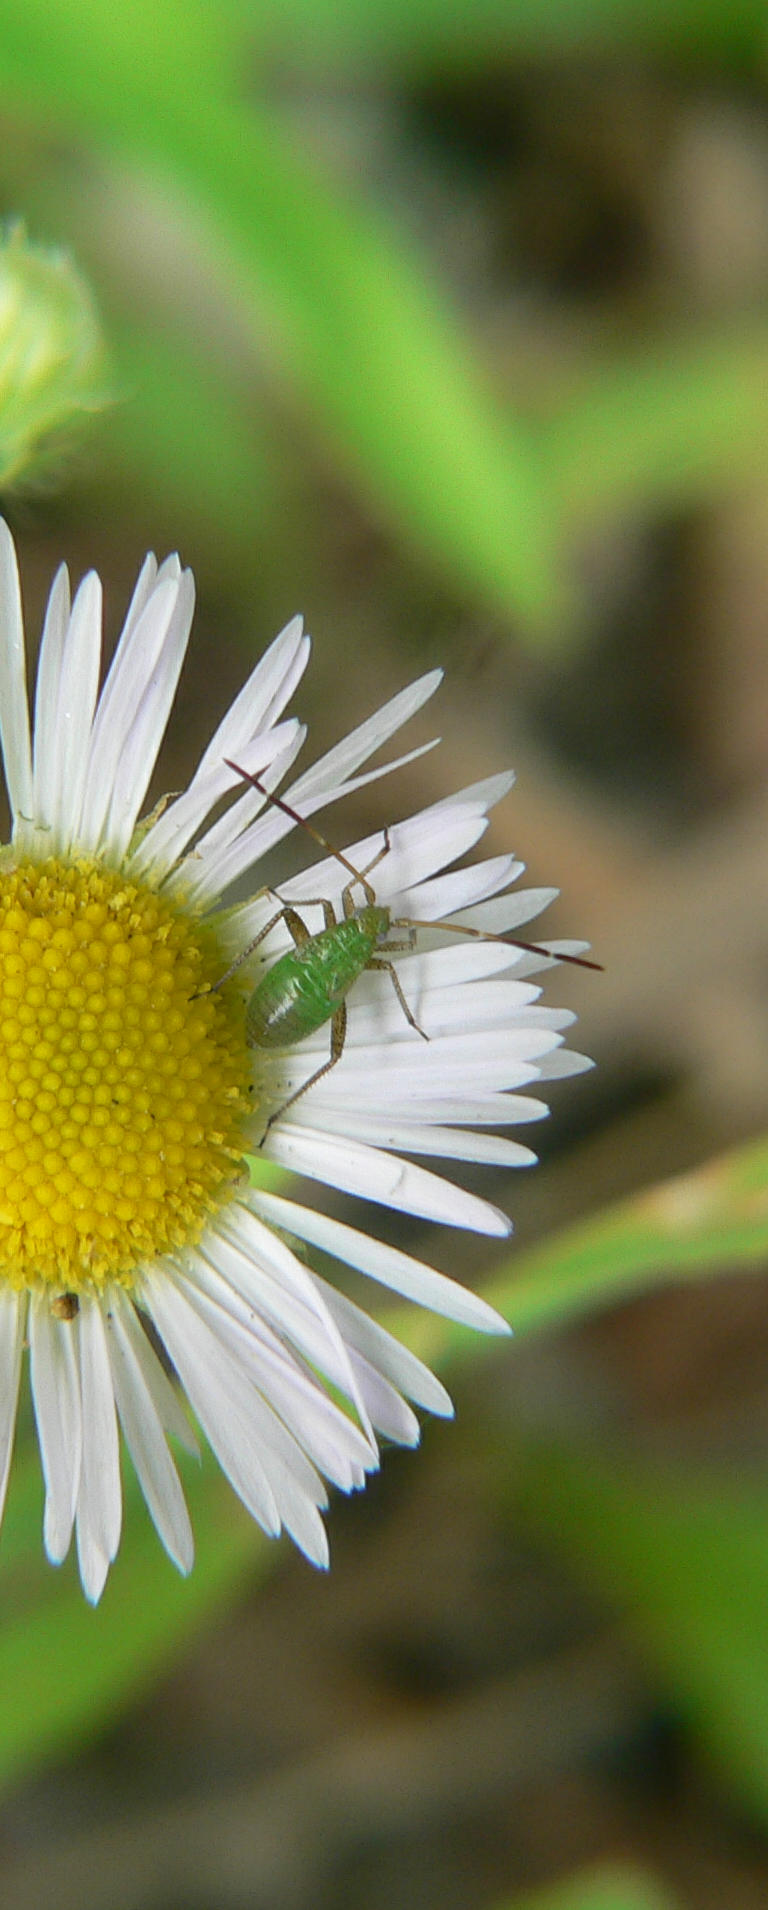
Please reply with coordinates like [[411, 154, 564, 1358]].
[[502, 1860, 686, 1910], [0, 223, 108, 487], [3, 2, 768, 643], [0, 1448, 264, 1787], [0, 0, 563, 636], [223, 0, 768, 69], [404, 1133, 768, 1372], [517, 1443, 768, 1825]]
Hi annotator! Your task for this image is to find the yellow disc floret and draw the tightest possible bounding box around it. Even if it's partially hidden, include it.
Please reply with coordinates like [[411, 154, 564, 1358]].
[[0, 858, 251, 1294]]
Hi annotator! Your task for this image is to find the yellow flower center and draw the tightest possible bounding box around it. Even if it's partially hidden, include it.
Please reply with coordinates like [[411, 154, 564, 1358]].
[[0, 857, 251, 1296]]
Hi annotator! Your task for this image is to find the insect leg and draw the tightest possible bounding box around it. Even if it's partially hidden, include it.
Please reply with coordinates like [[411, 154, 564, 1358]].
[[210, 901, 311, 991], [276, 897, 337, 932], [368, 957, 428, 1040], [263, 1000, 348, 1138], [380, 930, 417, 952], [342, 827, 391, 916]]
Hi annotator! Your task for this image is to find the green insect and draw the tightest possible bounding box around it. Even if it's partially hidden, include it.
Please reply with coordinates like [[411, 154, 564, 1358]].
[[216, 759, 599, 1134]]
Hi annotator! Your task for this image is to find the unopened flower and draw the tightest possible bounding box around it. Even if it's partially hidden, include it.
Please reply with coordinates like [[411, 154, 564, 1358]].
[[0, 225, 108, 487], [0, 525, 588, 1598]]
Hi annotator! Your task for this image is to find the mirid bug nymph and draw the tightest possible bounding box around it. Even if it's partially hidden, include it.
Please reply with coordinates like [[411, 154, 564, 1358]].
[[215, 760, 600, 1134]]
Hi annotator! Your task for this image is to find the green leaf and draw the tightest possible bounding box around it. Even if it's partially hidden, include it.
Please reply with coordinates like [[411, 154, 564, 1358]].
[[0, 0, 563, 640], [500, 1859, 685, 1910], [516, 1443, 768, 1825], [547, 327, 768, 527], [397, 1133, 768, 1374], [0, 1442, 267, 1788], [230, 0, 768, 72], [88, 318, 271, 564]]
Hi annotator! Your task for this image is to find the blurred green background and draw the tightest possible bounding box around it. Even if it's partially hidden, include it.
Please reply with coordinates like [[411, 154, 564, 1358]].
[[1, 3, 768, 1907]]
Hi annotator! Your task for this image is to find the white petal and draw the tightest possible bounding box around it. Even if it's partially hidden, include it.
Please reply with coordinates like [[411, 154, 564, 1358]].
[[408, 935, 544, 983], [165, 1266, 335, 1561], [0, 519, 33, 831], [394, 858, 529, 925], [306, 736, 440, 806], [193, 615, 309, 778], [263, 1125, 512, 1235], [143, 1271, 283, 1537], [114, 552, 165, 650], [75, 1299, 122, 1602], [180, 723, 306, 869], [95, 555, 173, 703], [286, 1090, 547, 1128], [113, 1289, 198, 1455], [161, 730, 309, 905], [295, 1025, 564, 1074], [276, 803, 492, 918], [192, 671, 444, 912], [250, 1189, 510, 1333], [105, 1290, 193, 1575], [265, 1042, 553, 1115], [346, 1354, 420, 1445], [438, 769, 515, 810], [205, 1203, 377, 1447], [313, 1273, 453, 1417], [111, 555, 179, 667], [140, 724, 307, 893], [132, 605, 311, 881], [287, 670, 443, 805], [31, 563, 71, 837], [180, 1246, 376, 1488], [534, 939, 594, 962], [29, 1294, 82, 1564], [79, 574, 187, 851], [196, 736, 442, 910], [327, 972, 544, 1045], [537, 1048, 594, 1079], [366, 939, 533, 993], [294, 1111, 537, 1167], [447, 888, 561, 938], [0, 1290, 26, 1527], [101, 570, 195, 859], [50, 571, 102, 854]]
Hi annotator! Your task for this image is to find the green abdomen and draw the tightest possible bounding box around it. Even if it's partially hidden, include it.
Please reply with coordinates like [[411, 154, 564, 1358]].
[[246, 908, 386, 1049]]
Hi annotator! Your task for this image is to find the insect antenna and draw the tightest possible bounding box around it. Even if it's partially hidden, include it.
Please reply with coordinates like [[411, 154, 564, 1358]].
[[394, 916, 603, 972], [225, 759, 602, 971], [224, 759, 373, 895]]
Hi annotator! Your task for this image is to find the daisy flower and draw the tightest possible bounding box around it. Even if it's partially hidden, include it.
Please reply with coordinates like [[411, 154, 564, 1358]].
[[0, 523, 589, 1601]]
